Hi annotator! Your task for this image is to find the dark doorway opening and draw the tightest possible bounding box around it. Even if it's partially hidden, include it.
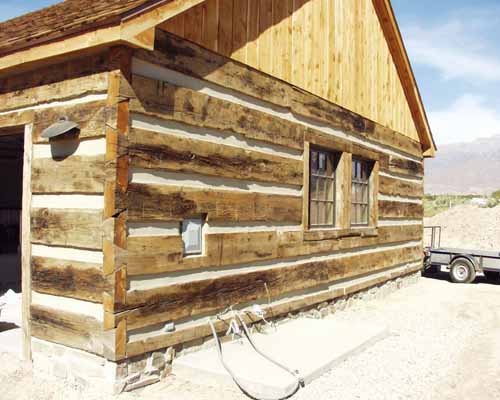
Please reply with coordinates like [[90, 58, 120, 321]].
[[0, 132, 24, 295]]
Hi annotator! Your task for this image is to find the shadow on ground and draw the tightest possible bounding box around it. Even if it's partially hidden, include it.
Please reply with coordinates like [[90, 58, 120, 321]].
[[422, 271, 500, 286]]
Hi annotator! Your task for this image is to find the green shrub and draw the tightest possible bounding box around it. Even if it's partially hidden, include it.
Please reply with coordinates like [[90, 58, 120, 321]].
[[491, 190, 500, 200]]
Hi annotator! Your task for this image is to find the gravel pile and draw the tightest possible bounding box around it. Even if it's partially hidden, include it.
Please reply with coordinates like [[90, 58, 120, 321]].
[[424, 204, 500, 250]]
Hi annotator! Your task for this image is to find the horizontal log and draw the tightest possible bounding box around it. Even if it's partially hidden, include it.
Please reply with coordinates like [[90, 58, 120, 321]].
[[0, 109, 34, 129], [0, 73, 108, 114], [30, 304, 104, 356], [379, 201, 423, 220], [32, 257, 108, 303], [304, 129, 380, 161], [135, 30, 423, 158], [33, 101, 114, 143], [129, 128, 303, 186], [379, 155, 424, 178], [126, 262, 423, 357], [127, 225, 423, 276], [0, 50, 111, 94], [31, 208, 103, 250], [123, 183, 303, 223], [127, 230, 279, 276], [32, 155, 105, 194], [379, 175, 423, 199], [130, 75, 305, 150], [121, 245, 422, 330]]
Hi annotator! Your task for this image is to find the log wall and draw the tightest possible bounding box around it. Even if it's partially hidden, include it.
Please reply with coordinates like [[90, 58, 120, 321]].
[[110, 33, 425, 359], [0, 48, 128, 360], [0, 32, 425, 365]]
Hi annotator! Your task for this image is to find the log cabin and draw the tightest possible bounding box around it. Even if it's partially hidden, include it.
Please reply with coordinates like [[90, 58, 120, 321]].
[[0, 0, 436, 392]]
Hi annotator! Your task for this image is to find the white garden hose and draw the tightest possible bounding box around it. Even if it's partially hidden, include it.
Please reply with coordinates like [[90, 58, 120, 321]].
[[208, 310, 305, 400]]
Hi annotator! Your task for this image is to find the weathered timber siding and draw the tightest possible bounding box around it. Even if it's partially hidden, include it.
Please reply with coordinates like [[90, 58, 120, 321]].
[[0, 48, 124, 358], [115, 35, 425, 358]]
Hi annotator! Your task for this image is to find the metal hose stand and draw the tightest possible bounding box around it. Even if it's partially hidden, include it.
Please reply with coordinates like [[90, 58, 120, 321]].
[[208, 316, 304, 400]]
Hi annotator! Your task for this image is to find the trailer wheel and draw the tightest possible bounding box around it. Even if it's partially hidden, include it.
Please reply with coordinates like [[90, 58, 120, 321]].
[[450, 258, 476, 284]]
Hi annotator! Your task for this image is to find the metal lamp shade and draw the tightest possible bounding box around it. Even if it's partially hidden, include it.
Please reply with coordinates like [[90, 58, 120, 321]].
[[41, 116, 79, 139]]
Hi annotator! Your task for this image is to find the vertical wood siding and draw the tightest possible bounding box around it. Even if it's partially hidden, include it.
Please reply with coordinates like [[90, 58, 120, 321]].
[[160, 0, 420, 141]]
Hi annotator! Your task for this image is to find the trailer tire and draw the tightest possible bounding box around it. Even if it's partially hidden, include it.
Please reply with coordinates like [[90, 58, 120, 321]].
[[450, 258, 476, 284]]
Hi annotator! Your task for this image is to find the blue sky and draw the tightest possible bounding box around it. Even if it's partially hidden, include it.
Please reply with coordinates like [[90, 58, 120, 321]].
[[2, 1, 499, 146]]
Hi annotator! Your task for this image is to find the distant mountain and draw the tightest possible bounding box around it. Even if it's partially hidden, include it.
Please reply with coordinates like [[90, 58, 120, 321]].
[[425, 135, 500, 195]]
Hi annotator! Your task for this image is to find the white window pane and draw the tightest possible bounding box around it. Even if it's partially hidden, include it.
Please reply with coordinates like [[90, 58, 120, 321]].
[[182, 219, 203, 255]]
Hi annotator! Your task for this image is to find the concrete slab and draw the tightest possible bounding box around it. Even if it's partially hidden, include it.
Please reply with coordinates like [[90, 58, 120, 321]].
[[174, 318, 388, 399]]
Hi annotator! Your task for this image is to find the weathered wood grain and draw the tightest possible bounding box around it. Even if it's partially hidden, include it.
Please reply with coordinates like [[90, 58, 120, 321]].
[[0, 110, 34, 129], [31, 208, 103, 250], [125, 262, 423, 357], [0, 74, 108, 113], [379, 201, 423, 219], [33, 101, 114, 143], [135, 30, 424, 157], [122, 245, 422, 330], [123, 183, 303, 223], [127, 224, 423, 276], [379, 175, 423, 199], [32, 156, 105, 194], [32, 257, 107, 303], [129, 128, 303, 186], [30, 304, 104, 356], [130, 75, 305, 150], [379, 155, 424, 178], [127, 230, 279, 276], [304, 128, 380, 162], [281, 224, 421, 258], [0, 50, 111, 95]]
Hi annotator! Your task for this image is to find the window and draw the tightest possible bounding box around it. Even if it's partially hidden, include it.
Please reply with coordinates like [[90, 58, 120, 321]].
[[351, 158, 370, 226], [309, 148, 336, 227], [304, 139, 379, 241]]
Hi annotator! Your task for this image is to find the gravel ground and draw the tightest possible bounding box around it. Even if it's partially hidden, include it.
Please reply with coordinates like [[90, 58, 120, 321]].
[[424, 204, 500, 250], [2, 275, 500, 400]]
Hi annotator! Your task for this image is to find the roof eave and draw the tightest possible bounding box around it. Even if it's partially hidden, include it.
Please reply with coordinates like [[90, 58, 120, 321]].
[[372, 0, 437, 158]]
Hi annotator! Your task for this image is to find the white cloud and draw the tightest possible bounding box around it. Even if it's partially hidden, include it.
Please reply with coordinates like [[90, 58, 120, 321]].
[[429, 95, 500, 145], [405, 19, 500, 82]]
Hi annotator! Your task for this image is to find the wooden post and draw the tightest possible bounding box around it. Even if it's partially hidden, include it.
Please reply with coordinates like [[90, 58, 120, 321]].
[[21, 123, 33, 361]]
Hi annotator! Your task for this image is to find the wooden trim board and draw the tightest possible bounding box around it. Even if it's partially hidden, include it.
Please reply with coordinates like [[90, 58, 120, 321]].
[[22, 123, 33, 361]]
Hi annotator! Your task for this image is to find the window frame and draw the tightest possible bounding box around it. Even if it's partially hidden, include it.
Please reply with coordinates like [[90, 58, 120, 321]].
[[303, 139, 379, 242], [308, 147, 338, 229], [351, 157, 372, 227]]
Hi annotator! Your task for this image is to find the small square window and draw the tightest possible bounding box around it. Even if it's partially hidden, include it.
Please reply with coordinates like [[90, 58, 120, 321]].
[[182, 218, 204, 256]]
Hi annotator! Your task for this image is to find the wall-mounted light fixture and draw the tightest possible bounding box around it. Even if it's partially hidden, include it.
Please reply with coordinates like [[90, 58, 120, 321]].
[[41, 116, 79, 139]]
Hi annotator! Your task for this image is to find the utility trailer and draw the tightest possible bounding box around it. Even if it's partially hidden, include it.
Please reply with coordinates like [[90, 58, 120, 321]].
[[424, 226, 500, 283]]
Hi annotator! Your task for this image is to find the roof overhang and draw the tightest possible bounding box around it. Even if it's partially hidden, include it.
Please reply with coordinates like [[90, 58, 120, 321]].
[[0, 0, 436, 157], [372, 0, 436, 157], [0, 0, 205, 75]]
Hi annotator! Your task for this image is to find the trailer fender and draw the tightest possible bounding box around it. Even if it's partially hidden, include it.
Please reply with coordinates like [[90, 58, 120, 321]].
[[450, 255, 480, 271]]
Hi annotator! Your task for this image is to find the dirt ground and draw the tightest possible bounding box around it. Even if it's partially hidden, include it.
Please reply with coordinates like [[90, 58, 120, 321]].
[[1, 274, 500, 400], [424, 204, 500, 250]]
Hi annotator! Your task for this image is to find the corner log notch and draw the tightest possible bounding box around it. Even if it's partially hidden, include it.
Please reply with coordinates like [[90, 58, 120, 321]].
[[102, 46, 133, 361]]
